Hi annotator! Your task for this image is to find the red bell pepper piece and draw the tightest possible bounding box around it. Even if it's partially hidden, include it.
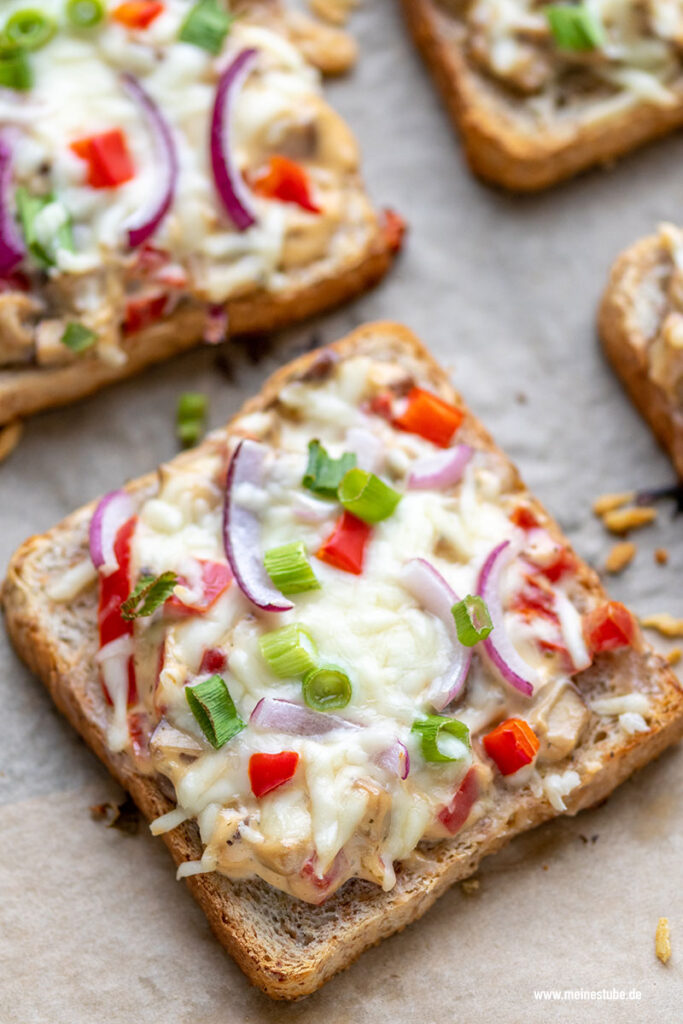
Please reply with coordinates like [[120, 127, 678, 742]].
[[510, 505, 541, 531], [393, 387, 464, 448], [483, 717, 540, 776], [97, 516, 137, 704], [199, 647, 227, 674], [381, 207, 407, 254], [71, 130, 135, 189], [123, 290, 168, 333], [583, 601, 637, 654], [438, 766, 479, 834], [316, 510, 372, 575], [165, 560, 232, 616], [250, 155, 320, 214], [112, 1, 164, 28], [249, 751, 299, 798]]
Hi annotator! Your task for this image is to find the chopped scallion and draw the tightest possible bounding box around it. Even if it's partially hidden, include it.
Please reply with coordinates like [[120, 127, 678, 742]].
[[0, 47, 32, 90], [302, 439, 356, 499], [302, 665, 351, 712], [66, 0, 106, 28], [185, 674, 245, 749], [120, 571, 179, 620], [16, 188, 73, 267], [545, 4, 603, 51], [452, 595, 493, 647], [264, 541, 320, 595], [337, 468, 401, 524], [61, 322, 97, 353], [411, 715, 471, 764], [259, 623, 318, 678], [3, 10, 56, 50], [176, 391, 207, 448], [179, 0, 233, 54]]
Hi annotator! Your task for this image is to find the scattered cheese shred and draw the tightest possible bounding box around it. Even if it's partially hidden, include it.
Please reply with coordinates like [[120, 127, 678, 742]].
[[605, 541, 636, 574], [656, 917, 671, 965], [641, 614, 683, 638], [592, 491, 634, 516], [666, 648, 682, 667], [603, 507, 657, 535]]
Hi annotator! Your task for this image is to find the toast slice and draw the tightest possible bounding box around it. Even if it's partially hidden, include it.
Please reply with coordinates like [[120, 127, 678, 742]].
[[3, 322, 683, 999], [0, 0, 401, 427], [599, 227, 683, 478], [401, 0, 683, 191]]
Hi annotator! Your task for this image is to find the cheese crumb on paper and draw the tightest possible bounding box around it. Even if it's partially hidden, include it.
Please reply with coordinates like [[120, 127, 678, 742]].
[[641, 614, 683, 638], [656, 918, 671, 965], [592, 491, 634, 516], [603, 507, 657, 535], [605, 541, 636, 574]]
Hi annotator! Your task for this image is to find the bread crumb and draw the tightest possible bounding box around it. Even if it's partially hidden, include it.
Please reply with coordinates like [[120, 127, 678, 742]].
[[603, 506, 657, 535], [666, 648, 681, 666], [656, 917, 671, 964], [0, 420, 23, 463], [655, 548, 669, 565], [605, 541, 636, 574], [592, 491, 634, 516], [641, 613, 683, 638], [308, 0, 358, 26], [461, 878, 479, 895]]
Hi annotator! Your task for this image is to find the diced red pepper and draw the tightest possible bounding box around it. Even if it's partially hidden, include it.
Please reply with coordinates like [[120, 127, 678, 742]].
[[583, 601, 637, 654], [381, 207, 406, 254], [483, 717, 540, 776], [438, 766, 479, 834], [316, 511, 372, 575], [199, 647, 227, 675], [300, 850, 346, 904], [71, 130, 135, 189], [128, 710, 149, 759], [510, 505, 541, 531], [537, 546, 577, 583], [123, 290, 168, 333], [112, 1, 164, 28], [165, 560, 232, 616], [249, 155, 321, 214], [393, 387, 464, 448], [249, 750, 299, 798], [132, 243, 170, 275], [97, 516, 137, 704]]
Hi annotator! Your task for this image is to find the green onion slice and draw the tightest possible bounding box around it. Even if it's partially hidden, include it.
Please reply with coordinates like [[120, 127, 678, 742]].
[[66, 0, 105, 28], [3, 10, 56, 50], [264, 541, 320, 595], [61, 322, 97, 353], [302, 664, 352, 712], [179, 0, 233, 54], [185, 674, 245, 749], [452, 595, 493, 647], [411, 715, 471, 764], [0, 47, 32, 91], [176, 391, 207, 448], [337, 468, 401, 524], [16, 188, 74, 267], [302, 439, 356, 499], [259, 624, 318, 678], [545, 4, 604, 51], [120, 571, 179, 621]]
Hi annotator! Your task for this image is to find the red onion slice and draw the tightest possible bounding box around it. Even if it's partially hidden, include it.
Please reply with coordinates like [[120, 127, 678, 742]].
[[89, 489, 134, 575], [210, 48, 259, 232], [250, 697, 357, 735], [374, 739, 410, 779], [223, 439, 293, 612], [203, 303, 228, 345], [477, 540, 538, 697], [408, 444, 473, 490], [400, 558, 471, 711], [121, 73, 179, 249], [0, 135, 25, 274]]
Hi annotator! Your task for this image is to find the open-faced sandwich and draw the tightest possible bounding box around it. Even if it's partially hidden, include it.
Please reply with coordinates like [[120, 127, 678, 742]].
[[401, 0, 683, 190], [4, 322, 682, 997], [0, 0, 402, 426], [600, 223, 683, 478]]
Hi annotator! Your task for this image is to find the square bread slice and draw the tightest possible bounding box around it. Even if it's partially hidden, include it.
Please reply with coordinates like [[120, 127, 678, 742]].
[[3, 321, 683, 999], [600, 227, 683, 478], [401, 0, 683, 191], [0, 0, 401, 427]]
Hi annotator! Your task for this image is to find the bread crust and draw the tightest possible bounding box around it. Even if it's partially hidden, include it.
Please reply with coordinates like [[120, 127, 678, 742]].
[[401, 0, 683, 191], [3, 321, 683, 998], [0, 222, 397, 426], [599, 235, 683, 478]]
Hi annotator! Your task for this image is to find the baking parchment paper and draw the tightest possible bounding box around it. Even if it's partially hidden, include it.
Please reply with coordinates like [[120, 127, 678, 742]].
[[1, 3, 682, 1021]]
